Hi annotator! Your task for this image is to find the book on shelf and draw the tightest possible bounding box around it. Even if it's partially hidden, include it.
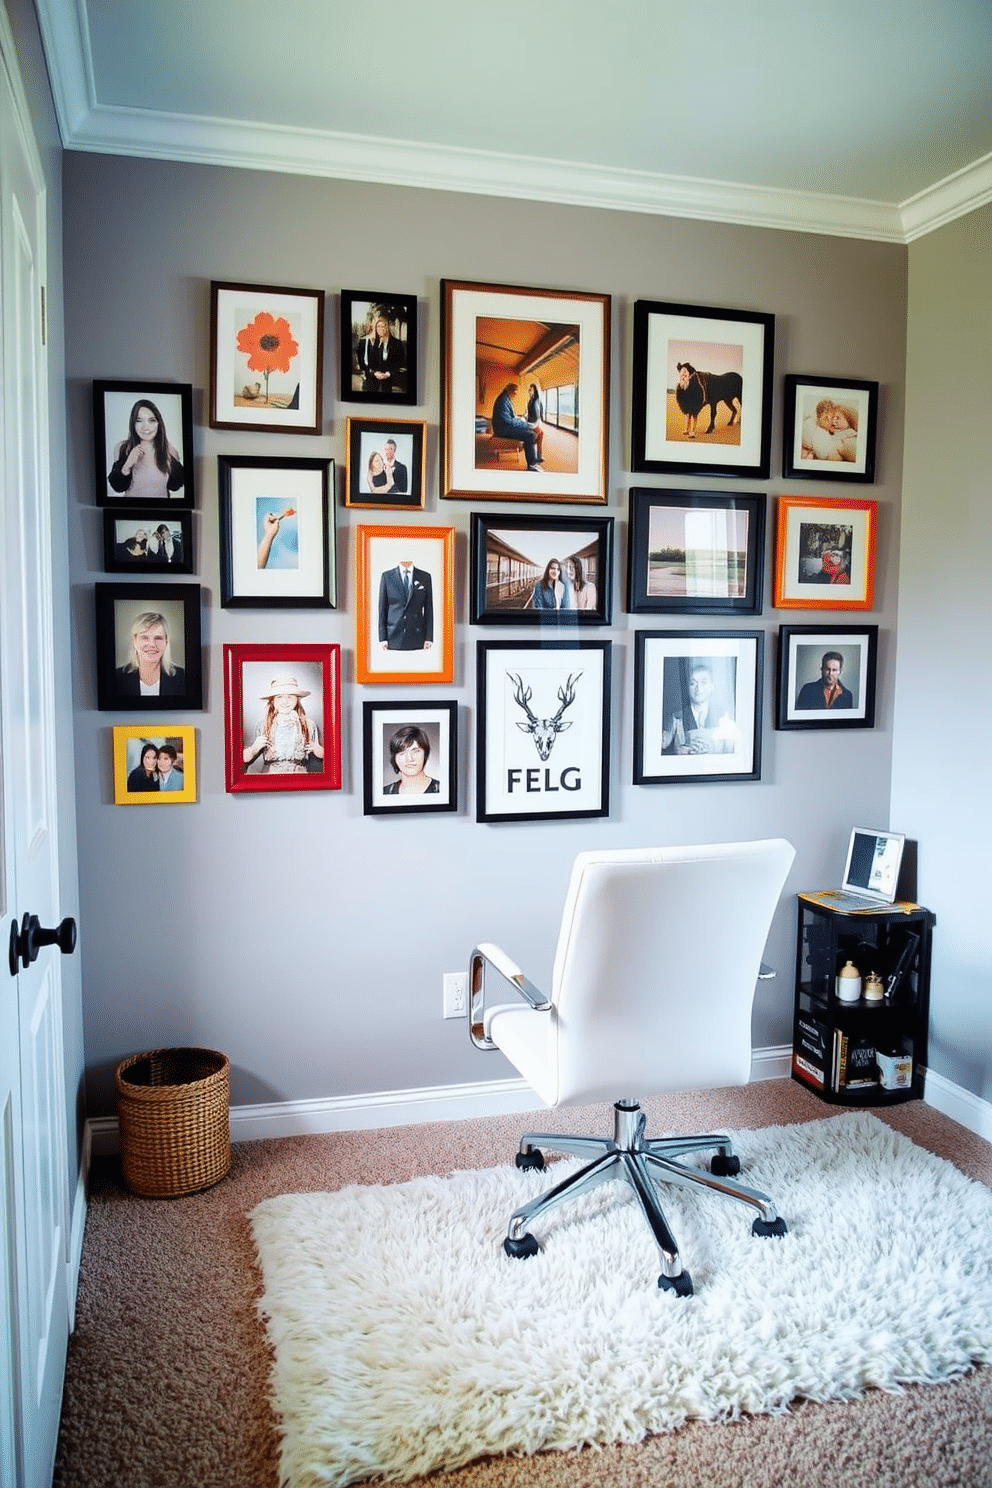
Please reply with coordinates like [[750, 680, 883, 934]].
[[833, 1030, 878, 1091], [793, 1012, 831, 1090]]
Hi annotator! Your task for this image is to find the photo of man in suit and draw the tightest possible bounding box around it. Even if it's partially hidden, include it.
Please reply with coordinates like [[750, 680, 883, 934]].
[[382, 438, 408, 495], [378, 559, 433, 651]]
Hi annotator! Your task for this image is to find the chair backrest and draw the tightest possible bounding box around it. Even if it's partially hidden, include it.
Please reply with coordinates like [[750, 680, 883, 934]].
[[546, 839, 795, 1105]]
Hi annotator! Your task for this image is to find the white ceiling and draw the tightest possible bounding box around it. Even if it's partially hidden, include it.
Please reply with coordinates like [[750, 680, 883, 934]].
[[35, 0, 992, 242]]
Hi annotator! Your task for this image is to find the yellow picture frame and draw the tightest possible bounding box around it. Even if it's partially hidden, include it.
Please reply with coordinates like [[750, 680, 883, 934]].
[[112, 725, 197, 804]]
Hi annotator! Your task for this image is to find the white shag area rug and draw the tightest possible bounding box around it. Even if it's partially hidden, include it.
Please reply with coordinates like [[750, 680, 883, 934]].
[[250, 1112, 992, 1488]]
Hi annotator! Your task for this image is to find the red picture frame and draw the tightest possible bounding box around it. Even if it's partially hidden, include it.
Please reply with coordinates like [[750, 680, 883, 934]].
[[223, 643, 342, 793]]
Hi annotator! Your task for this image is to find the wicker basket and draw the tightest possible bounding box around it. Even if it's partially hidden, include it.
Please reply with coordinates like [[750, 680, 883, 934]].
[[115, 1047, 231, 1197]]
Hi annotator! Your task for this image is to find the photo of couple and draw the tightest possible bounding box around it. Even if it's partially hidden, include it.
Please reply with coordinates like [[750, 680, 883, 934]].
[[113, 725, 196, 805], [783, 377, 877, 484], [344, 299, 412, 401], [346, 418, 424, 510], [481, 526, 601, 617]]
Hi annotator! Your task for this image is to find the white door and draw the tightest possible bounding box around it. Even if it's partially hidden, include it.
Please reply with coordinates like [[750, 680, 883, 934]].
[[0, 20, 72, 1488]]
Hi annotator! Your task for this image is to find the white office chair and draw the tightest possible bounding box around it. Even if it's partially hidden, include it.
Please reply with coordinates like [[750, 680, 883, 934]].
[[470, 839, 796, 1296]]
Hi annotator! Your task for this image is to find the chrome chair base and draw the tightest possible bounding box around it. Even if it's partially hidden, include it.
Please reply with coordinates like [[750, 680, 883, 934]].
[[504, 1098, 785, 1295]]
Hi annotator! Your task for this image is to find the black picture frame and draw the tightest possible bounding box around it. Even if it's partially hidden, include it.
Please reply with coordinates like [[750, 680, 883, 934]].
[[631, 300, 774, 479], [626, 489, 765, 615], [470, 512, 613, 625], [340, 291, 417, 405], [102, 507, 193, 574], [93, 380, 194, 509], [362, 701, 458, 815], [209, 280, 325, 435], [476, 639, 611, 823], [782, 375, 879, 483], [95, 582, 203, 712], [344, 418, 426, 510], [776, 624, 878, 730], [217, 456, 335, 609], [633, 630, 763, 785]]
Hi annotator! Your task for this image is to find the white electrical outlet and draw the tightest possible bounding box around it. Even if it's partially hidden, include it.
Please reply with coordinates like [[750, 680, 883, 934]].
[[443, 972, 467, 1019]]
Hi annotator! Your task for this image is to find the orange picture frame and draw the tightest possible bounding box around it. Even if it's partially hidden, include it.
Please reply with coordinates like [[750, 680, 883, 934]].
[[355, 525, 455, 684], [773, 495, 877, 610]]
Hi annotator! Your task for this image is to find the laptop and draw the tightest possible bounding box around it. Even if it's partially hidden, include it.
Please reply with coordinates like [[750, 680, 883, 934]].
[[818, 827, 906, 911]]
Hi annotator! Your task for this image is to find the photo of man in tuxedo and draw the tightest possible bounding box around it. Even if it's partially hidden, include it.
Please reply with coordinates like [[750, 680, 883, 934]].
[[382, 438, 408, 495], [378, 559, 433, 651]]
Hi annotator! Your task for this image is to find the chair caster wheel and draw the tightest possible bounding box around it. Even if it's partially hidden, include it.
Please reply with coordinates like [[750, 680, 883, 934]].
[[710, 1152, 741, 1176], [752, 1216, 788, 1238], [504, 1233, 539, 1259], [658, 1269, 694, 1298], [515, 1148, 545, 1171]]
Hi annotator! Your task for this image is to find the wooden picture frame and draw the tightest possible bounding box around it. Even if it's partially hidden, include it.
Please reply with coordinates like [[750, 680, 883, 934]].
[[217, 456, 335, 608], [631, 300, 774, 479], [102, 507, 193, 573], [476, 639, 611, 823], [776, 624, 878, 730], [95, 582, 203, 712], [340, 291, 417, 405], [626, 488, 765, 615], [93, 380, 194, 508], [774, 495, 877, 609], [355, 525, 455, 684], [223, 643, 342, 793], [344, 418, 426, 510], [633, 630, 763, 785], [209, 280, 324, 435], [470, 512, 613, 625], [441, 278, 610, 503], [782, 375, 878, 483], [362, 700, 458, 815], [112, 726, 197, 804]]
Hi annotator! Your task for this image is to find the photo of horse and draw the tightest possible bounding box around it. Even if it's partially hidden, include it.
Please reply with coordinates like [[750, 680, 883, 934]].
[[666, 339, 744, 444]]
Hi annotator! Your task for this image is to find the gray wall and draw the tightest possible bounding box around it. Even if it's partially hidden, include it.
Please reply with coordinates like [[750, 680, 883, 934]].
[[5, 0, 85, 1188], [62, 153, 909, 1116], [891, 204, 992, 1103]]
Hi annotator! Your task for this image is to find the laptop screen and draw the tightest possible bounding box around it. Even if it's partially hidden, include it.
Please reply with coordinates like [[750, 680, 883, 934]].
[[843, 828, 905, 902]]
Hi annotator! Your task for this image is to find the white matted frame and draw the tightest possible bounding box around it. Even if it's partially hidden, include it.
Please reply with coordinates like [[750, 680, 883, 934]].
[[218, 456, 334, 608], [209, 280, 324, 435], [476, 640, 611, 823], [776, 624, 878, 730], [631, 300, 774, 479], [633, 630, 763, 784], [774, 495, 876, 610], [356, 526, 454, 684], [783, 375, 878, 483], [442, 278, 610, 504], [363, 701, 458, 815]]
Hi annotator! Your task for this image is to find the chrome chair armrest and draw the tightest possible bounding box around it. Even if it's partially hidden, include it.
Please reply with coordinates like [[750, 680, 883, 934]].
[[469, 942, 551, 1050]]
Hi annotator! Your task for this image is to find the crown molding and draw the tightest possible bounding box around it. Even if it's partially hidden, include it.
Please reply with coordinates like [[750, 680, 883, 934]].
[[53, 100, 913, 242], [32, 0, 990, 246], [899, 152, 992, 241]]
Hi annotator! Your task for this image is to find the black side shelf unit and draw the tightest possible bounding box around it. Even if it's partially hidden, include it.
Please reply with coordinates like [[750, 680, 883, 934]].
[[791, 893, 935, 1106]]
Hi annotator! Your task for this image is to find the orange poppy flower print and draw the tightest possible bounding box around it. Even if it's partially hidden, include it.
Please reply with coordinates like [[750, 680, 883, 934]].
[[237, 312, 299, 375]]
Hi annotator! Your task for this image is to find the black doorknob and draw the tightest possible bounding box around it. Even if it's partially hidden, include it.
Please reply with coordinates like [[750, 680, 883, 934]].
[[7, 914, 77, 975]]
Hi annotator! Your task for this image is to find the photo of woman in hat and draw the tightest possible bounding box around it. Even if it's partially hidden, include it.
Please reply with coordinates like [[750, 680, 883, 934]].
[[242, 676, 324, 774]]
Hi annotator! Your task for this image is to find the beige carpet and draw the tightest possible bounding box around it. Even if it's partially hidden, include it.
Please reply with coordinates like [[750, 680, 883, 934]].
[[54, 1081, 992, 1488]]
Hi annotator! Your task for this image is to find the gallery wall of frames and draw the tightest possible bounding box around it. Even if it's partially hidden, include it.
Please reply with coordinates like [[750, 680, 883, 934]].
[[90, 278, 881, 818]]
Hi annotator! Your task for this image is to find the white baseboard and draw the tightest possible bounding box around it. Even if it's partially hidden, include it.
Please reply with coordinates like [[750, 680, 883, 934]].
[[86, 1048, 991, 1156], [67, 1122, 90, 1330], [85, 1046, 798, 1156], [750, 1045, 793, 1082], [923, 1067, 992, 1143]]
